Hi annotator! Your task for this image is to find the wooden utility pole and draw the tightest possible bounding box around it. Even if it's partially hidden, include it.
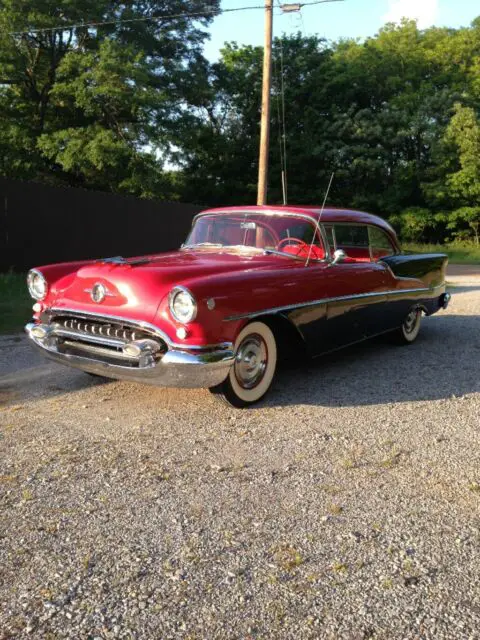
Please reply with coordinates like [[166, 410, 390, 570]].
[[257, 0, 273, 206]]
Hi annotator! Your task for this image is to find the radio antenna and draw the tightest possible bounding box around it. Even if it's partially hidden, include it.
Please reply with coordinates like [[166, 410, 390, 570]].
[[305, 172, 334, 267]]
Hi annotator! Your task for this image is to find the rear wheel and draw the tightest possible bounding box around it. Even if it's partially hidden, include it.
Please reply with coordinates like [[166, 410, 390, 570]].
[[209, 321, 277, 408], [393, 308, 422, 345]]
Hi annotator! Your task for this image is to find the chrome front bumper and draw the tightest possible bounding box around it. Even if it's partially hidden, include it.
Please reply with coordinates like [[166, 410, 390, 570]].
[[25, 322, 234, 389]]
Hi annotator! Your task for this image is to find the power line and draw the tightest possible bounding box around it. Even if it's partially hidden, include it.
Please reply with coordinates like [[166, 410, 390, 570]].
[[298, 10, 309, 37], [7, 0, 344, 37]]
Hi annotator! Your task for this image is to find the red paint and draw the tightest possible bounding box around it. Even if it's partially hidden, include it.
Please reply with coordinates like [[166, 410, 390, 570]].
[[31, 207, 416, 346]]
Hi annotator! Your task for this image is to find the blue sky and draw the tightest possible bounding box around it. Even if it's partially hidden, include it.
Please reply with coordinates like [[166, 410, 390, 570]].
[[203, 0, 480, 60]]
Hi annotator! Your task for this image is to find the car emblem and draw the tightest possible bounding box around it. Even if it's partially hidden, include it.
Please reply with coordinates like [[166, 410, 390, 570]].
[[90, 283, 106, 303]]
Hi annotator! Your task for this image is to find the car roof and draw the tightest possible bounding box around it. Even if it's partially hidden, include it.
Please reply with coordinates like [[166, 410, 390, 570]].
[[199, 205, 399, 244]]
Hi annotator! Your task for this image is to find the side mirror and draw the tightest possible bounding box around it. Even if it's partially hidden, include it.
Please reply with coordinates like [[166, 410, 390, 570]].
[[331, 249, 347, 265]]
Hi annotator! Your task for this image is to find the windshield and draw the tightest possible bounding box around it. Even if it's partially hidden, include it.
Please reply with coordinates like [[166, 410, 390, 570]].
[[183, 212, 326, 260]]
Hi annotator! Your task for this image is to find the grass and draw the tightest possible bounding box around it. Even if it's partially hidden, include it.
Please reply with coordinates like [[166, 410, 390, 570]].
[[0, 272, 31, 334], [380, 447, 403, 469], [328, 503, 344, 515], [331, 561, 348, 575], [403, 242, 480, 264], [271, 544, 304, 571]]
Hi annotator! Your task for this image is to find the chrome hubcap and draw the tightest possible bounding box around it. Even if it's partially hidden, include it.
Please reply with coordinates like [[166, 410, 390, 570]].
[[234, 334, 268, 389], [404, 310, 419, 334]]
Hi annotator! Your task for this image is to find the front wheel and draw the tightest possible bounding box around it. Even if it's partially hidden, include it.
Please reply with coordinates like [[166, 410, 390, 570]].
[[209, 321, 277, 408], [393, 308, 422, 345]]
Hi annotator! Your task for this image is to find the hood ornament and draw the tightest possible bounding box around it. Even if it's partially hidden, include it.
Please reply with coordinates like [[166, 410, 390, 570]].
[[84, 282, 115, 302], [90, 283, 107, 303]]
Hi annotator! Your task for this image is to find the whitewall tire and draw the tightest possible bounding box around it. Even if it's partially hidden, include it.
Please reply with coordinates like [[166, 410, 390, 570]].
[[395, 308, 422, 345], [209, 321, 277, 408]]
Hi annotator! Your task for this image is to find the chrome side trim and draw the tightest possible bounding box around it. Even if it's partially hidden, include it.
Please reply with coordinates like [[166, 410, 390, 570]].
[[47, 308, 232, 352], [224, 284, 446, 322]]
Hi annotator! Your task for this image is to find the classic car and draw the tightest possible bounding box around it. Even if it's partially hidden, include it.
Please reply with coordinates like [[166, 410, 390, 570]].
[[25, 206, 451, 407]]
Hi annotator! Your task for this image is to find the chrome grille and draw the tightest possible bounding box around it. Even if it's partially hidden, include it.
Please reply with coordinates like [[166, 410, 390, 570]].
[[53, 316, 153, 343], [46, 314, 167, 368]]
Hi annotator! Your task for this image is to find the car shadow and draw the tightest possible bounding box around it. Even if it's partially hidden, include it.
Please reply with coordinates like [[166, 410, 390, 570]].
[[446, 284, 480, 294], [267, 311, 480, 408]]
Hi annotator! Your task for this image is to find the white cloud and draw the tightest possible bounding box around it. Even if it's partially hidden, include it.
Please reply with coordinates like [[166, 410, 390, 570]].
[[383, 0, 439, 29]]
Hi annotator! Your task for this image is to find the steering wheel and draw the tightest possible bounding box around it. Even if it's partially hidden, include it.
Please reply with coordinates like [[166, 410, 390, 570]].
[[276, 237, 311, 257]]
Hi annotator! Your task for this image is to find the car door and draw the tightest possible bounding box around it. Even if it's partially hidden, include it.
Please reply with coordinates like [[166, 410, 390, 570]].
[[280, 223, 393, 356], [315, 223, 392, 353], [323, 261, 390, 350]]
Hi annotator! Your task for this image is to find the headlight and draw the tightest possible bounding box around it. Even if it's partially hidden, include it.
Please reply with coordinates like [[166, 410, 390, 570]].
[[169, 286, 197, 324], [27, 270, 48, 301]]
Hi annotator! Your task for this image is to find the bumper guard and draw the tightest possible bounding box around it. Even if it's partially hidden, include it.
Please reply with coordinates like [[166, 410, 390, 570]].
[[25, 322, 234, 389]]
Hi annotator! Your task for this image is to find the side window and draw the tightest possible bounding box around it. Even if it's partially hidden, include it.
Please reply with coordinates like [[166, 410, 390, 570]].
[[334, 224, 369, 248], [332, 224, 370, 261], [368, 226, 395, 261]]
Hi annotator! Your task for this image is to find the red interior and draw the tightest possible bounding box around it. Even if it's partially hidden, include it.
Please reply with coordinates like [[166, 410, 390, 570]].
[[282, 244, 326, 260], [331, 246, 372, 263]]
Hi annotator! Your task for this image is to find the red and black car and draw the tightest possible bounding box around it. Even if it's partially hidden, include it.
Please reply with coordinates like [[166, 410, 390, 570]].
[[25, 206, 451, 407]]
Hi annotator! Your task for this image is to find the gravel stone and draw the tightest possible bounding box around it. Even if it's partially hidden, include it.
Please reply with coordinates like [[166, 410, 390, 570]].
[[0, 279, 479, 639]]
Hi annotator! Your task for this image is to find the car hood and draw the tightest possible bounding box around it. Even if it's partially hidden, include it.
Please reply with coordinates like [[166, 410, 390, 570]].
[[49, 249, 285, 324]]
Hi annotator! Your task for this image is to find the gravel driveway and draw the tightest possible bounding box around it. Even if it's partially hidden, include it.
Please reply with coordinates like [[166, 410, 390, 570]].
[[1, 283, 479, 639]]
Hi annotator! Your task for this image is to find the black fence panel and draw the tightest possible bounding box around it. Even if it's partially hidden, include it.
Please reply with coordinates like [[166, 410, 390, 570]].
[[0, 178, 203, 272]]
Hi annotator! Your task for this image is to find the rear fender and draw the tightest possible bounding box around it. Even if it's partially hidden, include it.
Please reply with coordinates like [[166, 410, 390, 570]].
[[380, 253, 448, 289]]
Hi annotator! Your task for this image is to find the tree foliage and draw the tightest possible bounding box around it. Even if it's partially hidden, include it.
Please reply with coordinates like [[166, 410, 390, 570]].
[[176, 18, 480, 242], [1, 8, 480, 242], [0, 0, 220, 196]]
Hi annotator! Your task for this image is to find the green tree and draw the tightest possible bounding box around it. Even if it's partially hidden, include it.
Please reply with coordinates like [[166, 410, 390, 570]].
[[443, 104, 480, 244], [178, 20, 480, 216], [0, 0, 220, 196], [176, 35, 336, 205]]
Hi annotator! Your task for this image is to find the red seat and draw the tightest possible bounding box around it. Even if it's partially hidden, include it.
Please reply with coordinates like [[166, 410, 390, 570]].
[[282, 245, 325, 260], [329, 247, 372, 263]]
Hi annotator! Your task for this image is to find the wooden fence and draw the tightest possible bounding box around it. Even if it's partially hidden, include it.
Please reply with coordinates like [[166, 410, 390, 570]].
[[0, 178, 203, 271]]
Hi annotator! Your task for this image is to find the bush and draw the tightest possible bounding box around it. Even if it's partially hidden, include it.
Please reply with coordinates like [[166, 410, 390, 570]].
[[389, 208, 445, 244]]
